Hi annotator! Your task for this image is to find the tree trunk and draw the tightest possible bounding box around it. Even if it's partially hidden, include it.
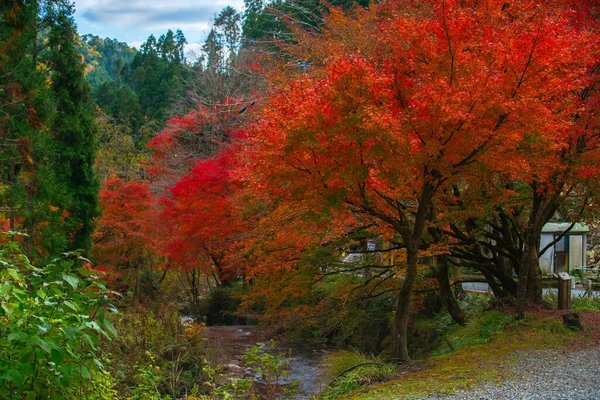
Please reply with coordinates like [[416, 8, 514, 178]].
[[392, 182, 434, 361], [526, 258, 543, 303], [479, 267, 511, 298], [516, 195, 554, 318], [434, 255, 466, 326], [496, 267, 518, 297], [516, 237, 538, 318], [393, 248, 419, 361]]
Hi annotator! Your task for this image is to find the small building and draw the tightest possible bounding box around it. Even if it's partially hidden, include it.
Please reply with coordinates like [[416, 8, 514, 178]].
[[539, 223, 589, 274]]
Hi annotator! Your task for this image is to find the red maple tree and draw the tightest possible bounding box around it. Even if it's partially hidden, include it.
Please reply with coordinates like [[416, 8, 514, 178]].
[[236, 0, 599, 360]]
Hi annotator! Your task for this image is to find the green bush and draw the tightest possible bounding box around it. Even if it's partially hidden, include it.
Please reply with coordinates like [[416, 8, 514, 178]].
[[205, 286, 247, 325], [433, 310, 513, 355], [572, 296, 600, 311], [323, 349, 396, 399], [203, 341, 300, 400], [102, 304, 208, 398], [0, 236, 118, 398]]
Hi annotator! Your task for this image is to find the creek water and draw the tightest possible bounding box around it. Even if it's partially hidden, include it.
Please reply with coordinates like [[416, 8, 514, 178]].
[[201, 325, 329, 398]]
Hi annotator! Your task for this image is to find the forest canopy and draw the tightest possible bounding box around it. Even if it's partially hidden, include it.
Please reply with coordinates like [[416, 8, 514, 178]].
[[1, 0, 599, 398]]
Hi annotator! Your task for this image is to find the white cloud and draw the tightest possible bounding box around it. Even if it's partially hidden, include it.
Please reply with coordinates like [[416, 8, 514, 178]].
[[128, 40, 144, 50], [75, 0, 245, 47], [77, 0, 245, 28], [183, 42, 204, 62]]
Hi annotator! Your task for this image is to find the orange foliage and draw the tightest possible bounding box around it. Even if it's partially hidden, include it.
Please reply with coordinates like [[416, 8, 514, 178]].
[[93, 179, 160, 269]]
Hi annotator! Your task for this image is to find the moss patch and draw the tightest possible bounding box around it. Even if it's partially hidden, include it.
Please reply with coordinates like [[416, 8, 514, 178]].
[[344, 313, 580, 399]]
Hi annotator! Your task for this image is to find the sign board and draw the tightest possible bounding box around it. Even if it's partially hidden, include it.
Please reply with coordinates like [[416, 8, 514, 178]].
[[558, 272, 571, 280]]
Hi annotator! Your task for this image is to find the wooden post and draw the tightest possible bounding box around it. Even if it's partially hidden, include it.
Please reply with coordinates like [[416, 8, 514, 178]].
[[585, 279, 593, 299], [557, 272, 571, 310]]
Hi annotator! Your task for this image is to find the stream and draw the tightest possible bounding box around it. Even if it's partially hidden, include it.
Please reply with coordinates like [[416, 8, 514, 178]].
[[201, 325, 329, 398]]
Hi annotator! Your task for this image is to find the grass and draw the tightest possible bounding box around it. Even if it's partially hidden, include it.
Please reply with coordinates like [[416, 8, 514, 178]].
[[322, 350, 397, 399], [343, 313, 580, 399], [433, 310, 513, 355], [572, 296, 600, 311]]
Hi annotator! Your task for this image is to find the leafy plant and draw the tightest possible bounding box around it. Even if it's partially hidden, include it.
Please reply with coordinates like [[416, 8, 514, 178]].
[[102, 304, 207, 398], [0, 235, 118, 398], [572, 296, 600, 311], [433, 310, 513, 356], [203, 341, 300, 399], [323, 349, 396, 399]]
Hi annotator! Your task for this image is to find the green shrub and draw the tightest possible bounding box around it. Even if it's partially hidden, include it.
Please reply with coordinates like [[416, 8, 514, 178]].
[[203, 341, 300, 400], [433, 310, 513, 355], [204, 286, 247, 325], [323, 349, 396, 399], [0, 236, 118, 398], [66, 365, 120, 399], [572, 296, 600, 311], [102, 305, 208, 398], [460, 292, 493, 320]]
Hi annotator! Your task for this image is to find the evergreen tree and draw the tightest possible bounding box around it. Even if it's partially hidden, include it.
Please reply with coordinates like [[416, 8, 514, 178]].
[[241, 0, 371, 45], [47, 6, 99, 252], [215, 6, 241, 67], [0, 0, 53, 247], [77, 34, 136, 90], [128, 30, 188, 124]]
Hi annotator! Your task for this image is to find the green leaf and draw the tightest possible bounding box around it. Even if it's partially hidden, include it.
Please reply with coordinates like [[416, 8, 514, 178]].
[[7, 268, 21, 281], [63, 300, 78, 312], [37, 338, 51, 354], [8, 369, 25, 387], [7, 331, 25, 342], [19, 351, 34, 365], [86, 321, 101, 331], [80, 365, 91, 379], [82, 333, 98, 349], [62, 274, 80, 289], [64, 326, 78, 341], [103, 318, 118, 338], [62, 364, 74, 379], [37, 322, 52, 334], [0, 303, 11, 316], [51, 348, 64, 364]]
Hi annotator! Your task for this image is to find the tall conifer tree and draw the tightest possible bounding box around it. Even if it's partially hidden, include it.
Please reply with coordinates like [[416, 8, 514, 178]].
[[47, 4, 99, 252]]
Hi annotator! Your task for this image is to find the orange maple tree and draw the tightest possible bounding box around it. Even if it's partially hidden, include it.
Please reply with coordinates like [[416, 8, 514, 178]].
[[158, 148, 248, 286], [236, 0, 598, 360], [93, 178, 161, 293]]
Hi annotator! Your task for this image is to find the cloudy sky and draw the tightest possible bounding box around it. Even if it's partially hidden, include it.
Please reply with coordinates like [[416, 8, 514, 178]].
[[74, 0, 245, 56]]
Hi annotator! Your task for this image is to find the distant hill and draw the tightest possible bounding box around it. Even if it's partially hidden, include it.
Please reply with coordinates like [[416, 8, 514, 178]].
[[77, 34, 137, 90]]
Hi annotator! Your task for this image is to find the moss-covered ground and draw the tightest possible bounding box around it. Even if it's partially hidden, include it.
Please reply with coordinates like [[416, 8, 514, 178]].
[[342, 310, 600, 399]]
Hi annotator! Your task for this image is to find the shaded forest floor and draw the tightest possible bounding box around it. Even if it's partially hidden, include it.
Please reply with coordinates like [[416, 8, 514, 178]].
[[343, 310, 600, 399]]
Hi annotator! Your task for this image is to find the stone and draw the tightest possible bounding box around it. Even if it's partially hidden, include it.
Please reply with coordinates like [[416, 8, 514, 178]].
[[563, 312, 583, 332]]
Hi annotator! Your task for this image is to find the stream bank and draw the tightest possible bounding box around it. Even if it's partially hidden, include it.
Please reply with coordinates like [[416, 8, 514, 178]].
[[201, 325, 330, 398]]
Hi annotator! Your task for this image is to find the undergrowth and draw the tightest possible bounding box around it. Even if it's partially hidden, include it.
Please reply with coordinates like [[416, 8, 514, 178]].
[[346, 312, 580, 400], [323, 350, 396, 399], [433, 310, 513, 355], [543, 291, 600, 311], [572, 297, 600, 311]]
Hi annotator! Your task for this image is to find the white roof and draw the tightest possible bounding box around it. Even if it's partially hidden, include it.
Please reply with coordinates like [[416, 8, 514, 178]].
[[541, 223, 589, 233]]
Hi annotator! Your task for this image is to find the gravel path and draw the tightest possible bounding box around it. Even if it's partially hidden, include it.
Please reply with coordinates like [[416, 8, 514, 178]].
[[430, 347, 600, 400]]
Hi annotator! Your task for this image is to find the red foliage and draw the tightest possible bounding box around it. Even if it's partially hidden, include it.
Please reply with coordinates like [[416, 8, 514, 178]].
[[158, 148, 248, 284], [232, 0, 599, 359], [146, 100, 244, 196], [93, 179, 159, 269]]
